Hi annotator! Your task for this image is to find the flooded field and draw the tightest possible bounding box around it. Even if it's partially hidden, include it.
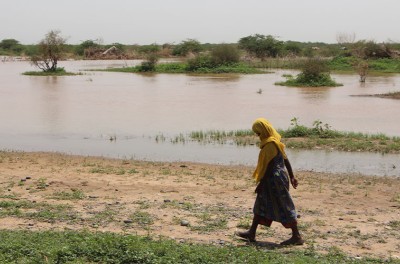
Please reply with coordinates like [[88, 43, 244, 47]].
[[0, 60, 399, 176]]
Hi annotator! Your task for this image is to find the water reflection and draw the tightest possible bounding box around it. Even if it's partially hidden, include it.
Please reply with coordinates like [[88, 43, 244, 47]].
[[295, 86, 334, 101]]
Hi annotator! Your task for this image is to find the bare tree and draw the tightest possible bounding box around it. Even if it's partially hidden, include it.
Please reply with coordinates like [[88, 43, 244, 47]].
[[354, 59, 369, 82], [31, 30, 67, 72], [336, 32, 356, 45]]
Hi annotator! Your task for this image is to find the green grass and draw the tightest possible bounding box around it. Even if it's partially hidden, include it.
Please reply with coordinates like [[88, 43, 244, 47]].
[[97, 62, 261, 74], [88, 165, 125, 175], [0, 230, 397, 263], [183, 120, 400, 153], [129, 211, 155, 227], [190, 213, 228, 233], [328, 57, 400, 73], [88, 206, 118, 227], [247, 57, 310, 69], [0, 200, 77, 222], [246, 56, 400, 73], [50, 189, 86, 200], [22, 67, 80, 76]]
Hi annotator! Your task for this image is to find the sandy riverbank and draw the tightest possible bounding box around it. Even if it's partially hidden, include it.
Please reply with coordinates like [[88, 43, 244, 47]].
[[0, 151, 399, 259]]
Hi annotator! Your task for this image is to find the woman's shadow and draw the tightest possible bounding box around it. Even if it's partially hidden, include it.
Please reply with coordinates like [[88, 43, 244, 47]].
[[236, 238, 282, 250]]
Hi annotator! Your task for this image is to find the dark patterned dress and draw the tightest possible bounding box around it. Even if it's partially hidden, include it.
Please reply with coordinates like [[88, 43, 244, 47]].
[[253, 152, 297, 228]]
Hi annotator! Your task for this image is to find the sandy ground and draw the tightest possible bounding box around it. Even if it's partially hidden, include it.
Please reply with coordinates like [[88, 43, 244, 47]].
[[0, 151, 399, 259]]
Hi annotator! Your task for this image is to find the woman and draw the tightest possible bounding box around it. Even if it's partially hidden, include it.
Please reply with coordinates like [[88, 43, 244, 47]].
[[236, 118, 304, 245]]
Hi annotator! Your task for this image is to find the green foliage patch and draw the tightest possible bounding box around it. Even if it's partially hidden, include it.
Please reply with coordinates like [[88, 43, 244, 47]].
[[100, 62, 261, 74], [0, 230, 395, 263], [276, 58, 342, 87], [185, 118, 400, 153], [276, 73, 342, 87], [22, 67, 79, 76]]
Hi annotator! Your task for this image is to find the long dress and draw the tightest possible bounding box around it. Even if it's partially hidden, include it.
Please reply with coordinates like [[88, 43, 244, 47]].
[[253, 152, 297, 228]]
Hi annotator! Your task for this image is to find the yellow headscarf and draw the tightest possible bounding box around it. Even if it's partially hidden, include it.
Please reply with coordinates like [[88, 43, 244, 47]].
[[252, 118, 287, 182]]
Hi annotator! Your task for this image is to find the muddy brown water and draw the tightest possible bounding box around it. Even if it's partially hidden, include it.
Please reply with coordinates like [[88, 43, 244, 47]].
[[0, 60, 399, 176]]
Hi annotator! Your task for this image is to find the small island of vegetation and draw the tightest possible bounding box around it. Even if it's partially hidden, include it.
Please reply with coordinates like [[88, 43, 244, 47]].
[[275, 58, 342, 87]]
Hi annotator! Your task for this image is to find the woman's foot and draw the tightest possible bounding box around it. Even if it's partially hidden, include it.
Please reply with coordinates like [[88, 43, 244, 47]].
[[235, 230, 256, 242], [280, 236, 304, 246]]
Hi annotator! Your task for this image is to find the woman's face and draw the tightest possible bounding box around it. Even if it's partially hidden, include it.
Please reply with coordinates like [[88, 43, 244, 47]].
[[252, 120, 271, 140]]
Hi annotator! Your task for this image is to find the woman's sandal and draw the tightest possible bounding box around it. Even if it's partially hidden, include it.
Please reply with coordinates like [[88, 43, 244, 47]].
[[235, 231, 256, 242]]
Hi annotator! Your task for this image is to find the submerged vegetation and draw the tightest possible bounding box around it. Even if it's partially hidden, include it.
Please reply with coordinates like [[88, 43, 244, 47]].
[[102, 62, 261, 74], [0, 230, 397, 264], [159, 118, 400, 154], [351, 91, 400, 100], [22, 67, 80, 76], [276, 58, 342, 87]]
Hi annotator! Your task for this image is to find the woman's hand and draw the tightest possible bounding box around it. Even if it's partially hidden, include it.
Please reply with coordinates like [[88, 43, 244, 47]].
[[290, 177, 298, 189]]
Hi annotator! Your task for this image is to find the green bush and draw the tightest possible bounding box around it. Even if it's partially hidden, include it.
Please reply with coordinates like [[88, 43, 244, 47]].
[[238, 34, 284, 59], [328, 56, 354, 71], [288, 72, 340, 87], [138, 44, 160, 54], [155, 62, 187, 73], [172, 39, 202, 56], [138, 54, 159, 72], [301, 58, 329, 79], [75, 40, 99, 56], [187, 54, 215, 71], [276, 58, 342, 87], [210, 44, 240, 65]]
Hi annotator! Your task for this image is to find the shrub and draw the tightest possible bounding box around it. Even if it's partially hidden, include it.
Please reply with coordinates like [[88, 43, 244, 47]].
[[301, 58, 330, 80], [138, 44, 160, 55], [238, 34, 283, 60], [210, 44, 240, 65], [172, 39, 202, 56], [75, 40, 99, 56], [138, 54, 159, 72], [187, 54, 215, 71], [276, 58, 342, 87]]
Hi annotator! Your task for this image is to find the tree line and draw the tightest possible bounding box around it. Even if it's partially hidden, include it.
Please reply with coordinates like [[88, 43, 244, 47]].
[[2, 30, 400, 84], [2, 31, 399, 60]]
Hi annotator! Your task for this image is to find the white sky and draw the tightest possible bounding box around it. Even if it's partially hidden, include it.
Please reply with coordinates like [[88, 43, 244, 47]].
[[1, 0, 399, 45]]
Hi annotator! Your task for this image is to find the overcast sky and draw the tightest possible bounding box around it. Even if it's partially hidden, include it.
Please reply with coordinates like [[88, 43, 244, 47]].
[[1, 0, 399, 45]]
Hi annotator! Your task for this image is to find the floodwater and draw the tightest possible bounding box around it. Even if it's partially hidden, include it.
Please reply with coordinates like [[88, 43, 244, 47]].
[[0, 60, 399, 176]]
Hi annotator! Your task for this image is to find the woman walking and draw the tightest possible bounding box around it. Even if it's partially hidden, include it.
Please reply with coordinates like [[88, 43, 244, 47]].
[[236, 118, 304, 245]]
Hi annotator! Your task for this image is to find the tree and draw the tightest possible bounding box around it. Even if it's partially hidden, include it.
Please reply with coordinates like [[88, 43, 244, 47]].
[[336, 32, 356, 45], [284, 41, 302, 56], [211, 44, 240, 65], [349, 40, 392, 83], [0, 39, 19, 50], [238, 34, 283, 60], [172, 39, 202, 56], [31, 30, 67, 72], [138, 43, 160, 54], [75, 40, 99, 56], [354, 59, 369, 82]]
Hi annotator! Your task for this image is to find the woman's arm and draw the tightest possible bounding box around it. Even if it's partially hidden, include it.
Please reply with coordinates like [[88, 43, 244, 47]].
[[284, 158, 298, 189]]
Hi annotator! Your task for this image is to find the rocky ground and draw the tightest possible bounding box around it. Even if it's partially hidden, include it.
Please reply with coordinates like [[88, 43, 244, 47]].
[[0, 151, 399, 259]]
